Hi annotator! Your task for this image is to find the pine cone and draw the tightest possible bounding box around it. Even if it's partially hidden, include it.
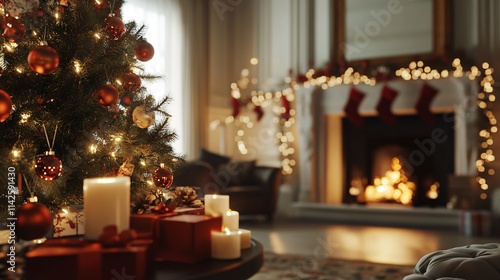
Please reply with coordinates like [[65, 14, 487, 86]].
[[131, 189, 165, 214], [174, 187, 199, 207]]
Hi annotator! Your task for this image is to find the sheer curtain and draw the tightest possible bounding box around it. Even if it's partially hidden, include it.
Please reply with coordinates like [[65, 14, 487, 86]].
[[123, 0, 209, 159]]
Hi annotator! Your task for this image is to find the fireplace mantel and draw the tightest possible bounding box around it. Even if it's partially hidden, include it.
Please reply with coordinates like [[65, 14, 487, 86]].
[[296, 78, 479, 204]]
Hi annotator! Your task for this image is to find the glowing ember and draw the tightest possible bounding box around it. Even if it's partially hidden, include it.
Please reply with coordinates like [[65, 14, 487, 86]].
[[427, 182, 440, 199]]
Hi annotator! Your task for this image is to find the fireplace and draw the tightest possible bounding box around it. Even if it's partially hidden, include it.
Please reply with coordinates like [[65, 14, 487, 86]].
[[342, 114, 455, 207], [296, 78, 478, 207]]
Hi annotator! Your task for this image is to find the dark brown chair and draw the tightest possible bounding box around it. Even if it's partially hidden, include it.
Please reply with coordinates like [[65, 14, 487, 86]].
[[173, 161, 281, 222]]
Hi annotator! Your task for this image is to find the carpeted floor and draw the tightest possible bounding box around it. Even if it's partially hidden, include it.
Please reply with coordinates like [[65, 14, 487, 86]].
[[250, 252, 415, 280]]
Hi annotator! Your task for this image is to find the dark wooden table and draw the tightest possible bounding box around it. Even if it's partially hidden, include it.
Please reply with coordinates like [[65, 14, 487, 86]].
[[151, 239, 264, 280]]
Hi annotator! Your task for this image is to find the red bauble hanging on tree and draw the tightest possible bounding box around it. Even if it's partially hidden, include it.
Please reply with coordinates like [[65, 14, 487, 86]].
[[0, 90, 13, 122], [16, 202, 52, 240], [27, 45, 60, 74], [121, 72, 142, 93], [34, 151, 63, 181], [134, 39, 155, 62], [96, 84, 119, 107], [104, 15, 124, 40], [153, 166, 173, 188], [3, 16, 26, 42], [94, 0, 108, 9]]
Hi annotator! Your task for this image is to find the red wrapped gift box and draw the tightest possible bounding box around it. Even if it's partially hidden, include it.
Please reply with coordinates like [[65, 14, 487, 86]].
[[130, 212, 178, 239], [155, 215, 222, 263], [102, 246, 148, 280], [25, 239, 102, 280]]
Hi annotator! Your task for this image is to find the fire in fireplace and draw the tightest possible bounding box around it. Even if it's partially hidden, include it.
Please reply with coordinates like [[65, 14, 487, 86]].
[[360, 157, 416, 205], [342, 114, 455, 207]]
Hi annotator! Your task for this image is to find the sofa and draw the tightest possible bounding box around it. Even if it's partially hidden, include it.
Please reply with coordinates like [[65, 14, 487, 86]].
[[173, 149, 282, 222], [403, 243, 500, 280]]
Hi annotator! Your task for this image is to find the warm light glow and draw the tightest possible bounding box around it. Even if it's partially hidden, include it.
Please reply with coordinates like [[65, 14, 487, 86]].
[[12, 150, 20, 158], [73, 60, 82, 74], [250, 58, 258, 65], [20, 113, 31, 124], [364, 158, 415, 205], [427, 182, 439, 199]]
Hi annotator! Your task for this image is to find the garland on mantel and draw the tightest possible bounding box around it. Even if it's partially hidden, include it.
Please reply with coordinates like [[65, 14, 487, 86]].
[[224, 58, 495, 204]]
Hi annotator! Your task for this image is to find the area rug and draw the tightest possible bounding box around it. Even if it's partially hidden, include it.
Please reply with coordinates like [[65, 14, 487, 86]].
[[250, 252, 415, 280]]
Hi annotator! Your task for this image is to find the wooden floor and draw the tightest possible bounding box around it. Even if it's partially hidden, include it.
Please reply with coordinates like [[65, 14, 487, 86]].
[[242, 217, 500, 266]]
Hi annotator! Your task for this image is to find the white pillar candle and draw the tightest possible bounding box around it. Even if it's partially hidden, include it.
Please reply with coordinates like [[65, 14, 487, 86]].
[[83, 177, 130, 240], [238, 229, 252, 249], [204, 194, 229, 217], [222, 210, 239, 231], [211, 228, 241, 260]]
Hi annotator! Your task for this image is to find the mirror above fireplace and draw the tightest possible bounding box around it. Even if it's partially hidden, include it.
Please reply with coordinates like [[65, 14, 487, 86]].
[[331, 0, 451, 66]]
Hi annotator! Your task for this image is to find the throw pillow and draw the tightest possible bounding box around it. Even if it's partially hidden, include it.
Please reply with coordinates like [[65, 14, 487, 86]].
[[218, 160, 256, 186], [200, 148, 230, 170]]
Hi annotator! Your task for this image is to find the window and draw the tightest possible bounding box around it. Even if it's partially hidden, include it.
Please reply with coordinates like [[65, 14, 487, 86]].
[[123, 0, 184, 154]]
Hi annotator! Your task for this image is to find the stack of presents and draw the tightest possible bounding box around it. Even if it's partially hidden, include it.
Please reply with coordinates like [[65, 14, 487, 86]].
[[24, 194, 251, 280]]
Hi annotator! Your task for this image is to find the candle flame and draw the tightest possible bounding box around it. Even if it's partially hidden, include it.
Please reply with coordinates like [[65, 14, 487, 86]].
[[224, 227, 230, 235], [62, 208, 69, 214]]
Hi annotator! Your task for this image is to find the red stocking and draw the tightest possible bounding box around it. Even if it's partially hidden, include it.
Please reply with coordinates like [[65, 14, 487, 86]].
[[416, 83, 439, 125], [253, 105, 264, 121], [343, 87, 365, 127], [231, 97, 241, 118], [376, 85, 398, 125], [281, 96, 291, 120]]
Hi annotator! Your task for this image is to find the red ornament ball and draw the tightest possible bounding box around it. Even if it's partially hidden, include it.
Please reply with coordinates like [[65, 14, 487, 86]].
[[121, 73, 142, 93], [0, 90, 12, 122], [153, 167, 173, 188], [16, 202, 52, 241], [28, 45, 60, 75], [3, 16, 26, 42], [35, 152, 63, 180], [94, 0, 108, 9], [96, 84, 119, 107], [134, 39, 155, 62], [105, 16, 125, 40]]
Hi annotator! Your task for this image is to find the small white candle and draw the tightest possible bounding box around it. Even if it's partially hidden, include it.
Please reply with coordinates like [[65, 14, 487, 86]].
[[238, 229, 252, 249], [222, 210, 239, 231], [211, 228, 241, 260], [204, 194, 229, 217], [83, 177, 130, 240]]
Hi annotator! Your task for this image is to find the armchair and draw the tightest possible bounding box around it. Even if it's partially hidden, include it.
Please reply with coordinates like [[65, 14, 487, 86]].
[[173, 152, 281, 222]]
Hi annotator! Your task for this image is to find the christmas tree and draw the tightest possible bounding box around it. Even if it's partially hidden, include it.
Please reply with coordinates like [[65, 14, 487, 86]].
[[0, 0, 181, 215]]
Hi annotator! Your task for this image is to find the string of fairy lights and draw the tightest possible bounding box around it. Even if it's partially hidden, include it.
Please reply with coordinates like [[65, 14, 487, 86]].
[[225, 58, 496, 201]]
